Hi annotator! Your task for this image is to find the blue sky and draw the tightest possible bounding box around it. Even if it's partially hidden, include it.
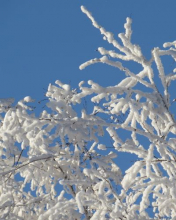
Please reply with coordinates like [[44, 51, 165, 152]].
[[1, 0, 176, 102]]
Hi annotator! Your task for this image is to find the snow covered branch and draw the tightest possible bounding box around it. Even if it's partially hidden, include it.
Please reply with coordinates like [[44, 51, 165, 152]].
[[0, 5, 176, 220]]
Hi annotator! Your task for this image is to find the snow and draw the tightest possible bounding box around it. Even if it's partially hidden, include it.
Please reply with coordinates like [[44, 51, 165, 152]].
[[0, 5, 176, 220]]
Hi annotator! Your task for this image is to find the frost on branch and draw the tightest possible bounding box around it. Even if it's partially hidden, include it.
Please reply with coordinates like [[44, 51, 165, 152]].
[[1, 5, 176, 220], [79, 6, 176, 219], [0, 80, 122, 219]]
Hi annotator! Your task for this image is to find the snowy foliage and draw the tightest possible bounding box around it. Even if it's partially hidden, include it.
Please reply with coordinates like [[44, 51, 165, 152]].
[[1, 5, 176, 220]]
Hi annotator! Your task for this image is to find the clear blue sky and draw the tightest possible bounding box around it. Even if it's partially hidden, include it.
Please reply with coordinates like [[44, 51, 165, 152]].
[[1, 0, 176, 102]]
